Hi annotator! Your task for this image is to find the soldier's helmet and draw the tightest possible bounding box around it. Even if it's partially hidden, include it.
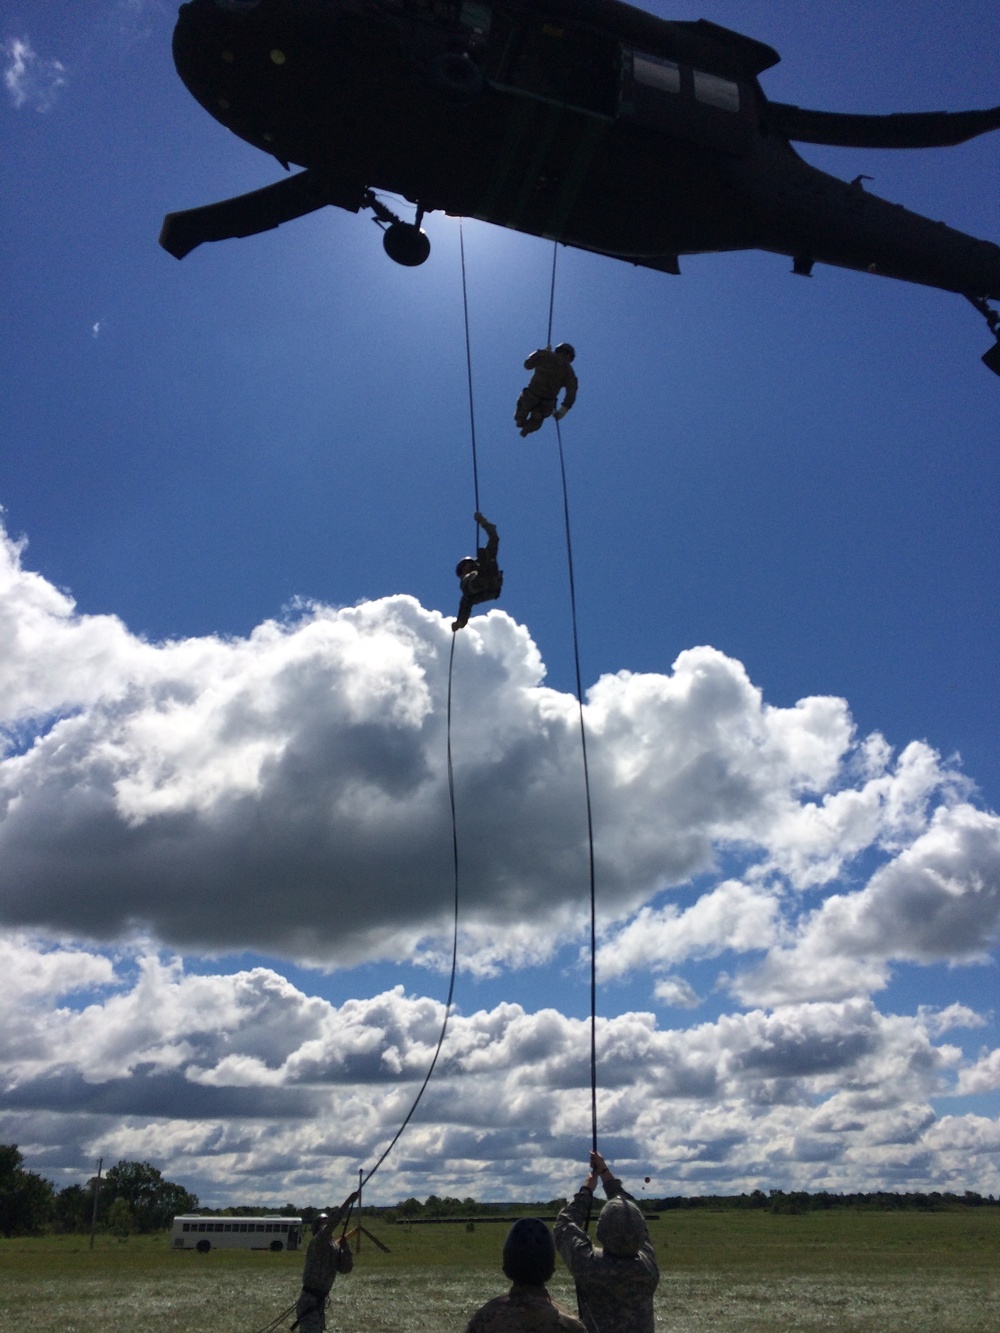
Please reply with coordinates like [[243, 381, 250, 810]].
[[502, 1217, 556, 1285], [595, 1197, 647, 1257], [554, 343, 576, 360], [456, 557, 478, 577]]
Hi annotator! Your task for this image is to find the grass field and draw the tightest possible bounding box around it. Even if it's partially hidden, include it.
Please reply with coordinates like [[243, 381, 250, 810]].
[[2, 1209, 998, 1332]]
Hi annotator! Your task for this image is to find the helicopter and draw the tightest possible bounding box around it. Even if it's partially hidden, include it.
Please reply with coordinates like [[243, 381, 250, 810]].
[[160, 0, 1000, 374]]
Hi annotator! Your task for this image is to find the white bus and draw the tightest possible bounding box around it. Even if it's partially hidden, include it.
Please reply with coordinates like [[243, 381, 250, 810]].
[[170, 1215, 303, 1253]]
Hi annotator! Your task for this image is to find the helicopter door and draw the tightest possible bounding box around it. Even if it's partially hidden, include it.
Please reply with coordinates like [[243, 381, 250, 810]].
[[621, 49, 751, 155], [488, 16, 619, 118]]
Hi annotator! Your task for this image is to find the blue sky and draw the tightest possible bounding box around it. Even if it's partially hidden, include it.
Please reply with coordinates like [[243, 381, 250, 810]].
[[1, 0, 998, 1209]]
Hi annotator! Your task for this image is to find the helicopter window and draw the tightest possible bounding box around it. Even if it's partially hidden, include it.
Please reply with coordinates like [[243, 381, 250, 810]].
[[692, 70, 740, 112], [490, 19, 619, 117], [390, 0, 464, 23], [459, 2, 491, 36], [632, 54, 680, 96]]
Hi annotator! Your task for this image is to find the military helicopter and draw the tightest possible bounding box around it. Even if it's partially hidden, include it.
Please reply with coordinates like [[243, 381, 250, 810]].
[[161, 0, 1000, 374]]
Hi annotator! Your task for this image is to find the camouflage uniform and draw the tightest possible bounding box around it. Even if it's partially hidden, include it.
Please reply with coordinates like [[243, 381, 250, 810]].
[[293, 1214, 354, 1333], [554, 1177, 659, 1333], [515, 348, 578, 436], [453, 513, 503, 630], [465, 1282, 587, 1332]]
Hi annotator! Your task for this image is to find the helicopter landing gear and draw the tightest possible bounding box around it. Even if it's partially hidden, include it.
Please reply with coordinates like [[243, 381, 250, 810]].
[[364, 190, 431, 267], [427, 51, 484, 104], [966, 295, 1000, 377], [383, 221, 431, 267]]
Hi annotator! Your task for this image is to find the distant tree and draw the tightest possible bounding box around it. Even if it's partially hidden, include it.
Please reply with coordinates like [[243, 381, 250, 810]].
[[396, 1197, 423, 1218], [108, 1197, 134, 1240], [0, 1145, 55, 1237], [102, 1160, 198, 1232], [53, 1184, 92, 1233]]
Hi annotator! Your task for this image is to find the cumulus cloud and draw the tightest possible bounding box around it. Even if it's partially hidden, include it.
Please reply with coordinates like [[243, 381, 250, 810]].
[[0, 517, 998, 1201], [2, 938, 997, 1202], [597, 880, 782, 981], [653, 976, 702, 1009], [732, 803, 1000, 1006], [0, 527, 997, 981], [3, 37, 66, 111], [955, 1048, 1000, 1095], [2, 520, 997, 994]]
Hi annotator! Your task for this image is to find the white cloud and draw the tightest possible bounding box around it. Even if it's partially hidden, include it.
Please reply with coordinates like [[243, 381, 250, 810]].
[[3, 37, 66, 112], [0, 518, 997, 1201], [652, 976, 702, 1009], [918, 1003, 988, 1038], [0, 932, 113, 1004], [597, 880, 782, 981], [955, 1048, 1000, 1095], [2, 938, 997, 1202], [733, 803, 1000, 1006], [1, 520, 993, 988]]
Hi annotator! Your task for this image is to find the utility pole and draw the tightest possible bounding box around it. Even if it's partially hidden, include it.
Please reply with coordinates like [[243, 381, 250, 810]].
[[355, 1169, 363, 1254], [88, 1158, 103, 1251]]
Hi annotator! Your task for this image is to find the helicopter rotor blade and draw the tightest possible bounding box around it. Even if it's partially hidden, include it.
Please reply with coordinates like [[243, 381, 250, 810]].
[[160, 170, 336, 259], [767, 102, 1000, 150]]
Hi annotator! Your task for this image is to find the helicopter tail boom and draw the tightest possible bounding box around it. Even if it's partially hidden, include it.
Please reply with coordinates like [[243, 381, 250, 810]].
[[766, 102, 1000, 150]]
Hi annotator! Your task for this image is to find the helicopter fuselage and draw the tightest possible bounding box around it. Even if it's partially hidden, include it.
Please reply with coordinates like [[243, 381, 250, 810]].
[[171, 0, 1000, 300]]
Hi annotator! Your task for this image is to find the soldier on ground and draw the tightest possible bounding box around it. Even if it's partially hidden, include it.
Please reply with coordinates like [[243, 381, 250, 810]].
[[515, 344, 578, 437], [291, 1191, 360, 1333], [464, 1217, 586, 1331], [554, 1152, 659, 1333]]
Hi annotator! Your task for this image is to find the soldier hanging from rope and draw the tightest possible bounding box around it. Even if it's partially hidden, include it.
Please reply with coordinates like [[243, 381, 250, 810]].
[[452, 512, 503, 631], [291, 1190, 359, 1333], [515, 343, 578, 437]]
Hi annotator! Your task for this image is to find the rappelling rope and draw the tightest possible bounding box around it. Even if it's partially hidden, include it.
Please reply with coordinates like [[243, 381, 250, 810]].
[[248, 643, 460, 1333], [353, 226, 491, 1194], [353, 223, 486, 1196], [460, 220, 481, 522], [554, 415, 599, 1159], [545, 242, 600, 1235], [251, 1300, 299, 1333], [546, 243, 558, 349], [357, 632, 461, 1191]]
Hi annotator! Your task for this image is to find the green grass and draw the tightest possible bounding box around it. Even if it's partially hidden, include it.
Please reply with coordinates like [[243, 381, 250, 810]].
[[2, 1211, 998, 1332]]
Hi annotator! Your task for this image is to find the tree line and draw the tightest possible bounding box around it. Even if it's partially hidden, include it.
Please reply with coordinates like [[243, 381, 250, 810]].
[[647, 1188, 998, 1213], [5, 1143, 995, 1238], [0, 1145, 198, 1237]]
